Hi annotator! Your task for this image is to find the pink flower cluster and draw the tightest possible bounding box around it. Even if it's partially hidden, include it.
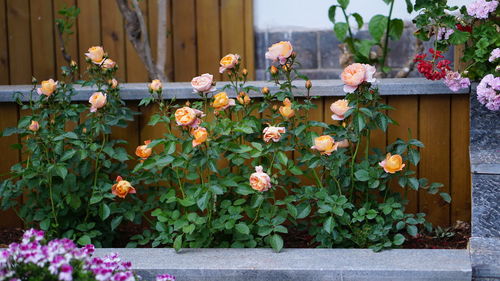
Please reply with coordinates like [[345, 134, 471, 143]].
[[0, 229, 175, 281], [443, 71, 471, 92], [489, 48, 500, 62], [477, 74, 500, 111], [466, 0, 498, 19], [437, 27, 454, 41]]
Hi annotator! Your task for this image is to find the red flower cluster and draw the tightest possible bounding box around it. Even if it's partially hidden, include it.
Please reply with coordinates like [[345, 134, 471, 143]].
[[456, 24, 472, 33], [414, 48, 451, 80]]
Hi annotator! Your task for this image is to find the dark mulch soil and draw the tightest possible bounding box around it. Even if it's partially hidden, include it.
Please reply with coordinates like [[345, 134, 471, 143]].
[[0, 221, 470, 249]]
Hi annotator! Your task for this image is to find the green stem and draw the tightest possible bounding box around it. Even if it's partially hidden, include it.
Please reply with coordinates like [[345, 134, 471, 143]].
[[85, 123, 106, 222], [350, 138, 361, 199], [365, 130, 371, 160], [175, 168, 186, 198], [312, 169, 324, 189], [381, 0, 395, 73], [341, 7, 356, 53]]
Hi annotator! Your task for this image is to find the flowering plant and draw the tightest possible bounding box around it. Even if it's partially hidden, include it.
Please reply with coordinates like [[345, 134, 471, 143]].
[[412, 0, 499, 110], [0, 229, 174, 281], [0, 47, 143, 246]]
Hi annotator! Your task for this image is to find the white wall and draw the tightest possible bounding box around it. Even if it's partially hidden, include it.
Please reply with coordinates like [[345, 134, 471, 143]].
[[254, 0, 472, 31]]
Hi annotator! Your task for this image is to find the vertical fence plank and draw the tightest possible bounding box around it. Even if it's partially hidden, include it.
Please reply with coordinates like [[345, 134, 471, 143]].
[[450, 95, 470, 223], [220, 0, 244, 81], [195, 0, 220, 79], [76, 0, 101, 75], [387, 95, 419, 214], [53, 0, 78, 80], [172, 0, 196, 81], [111, 103, 139, 161], [30, 0, 56, 81], [6, 0, 32, 84], [370, 97, 387, 151], [243, 0, 254, 79], [419, 95, 451, 226], [0, 0, 10, 84], [100, 0, 126, 81], [125, 0, 148, 82]]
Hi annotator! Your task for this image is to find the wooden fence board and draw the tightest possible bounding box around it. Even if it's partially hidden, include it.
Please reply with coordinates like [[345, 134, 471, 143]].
[[172, 0, 197, 81], [220, 0, 244, 81], [243, 0, 254, 80], [195, 0, 221, 79], [100, 0, 126, 81], [0, 0, 10, 84], [76, 0, 101, 77], [53, 0, 78, 81], [125, 0, 148, 82], [6, 0, 32, 84], [30, 0, 56, 81]]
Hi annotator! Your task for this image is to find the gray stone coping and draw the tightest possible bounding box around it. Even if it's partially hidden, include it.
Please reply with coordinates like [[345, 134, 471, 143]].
[[470, 237, 500, 279], [0, 78, 469, 103], [94, 248, 471, 281]]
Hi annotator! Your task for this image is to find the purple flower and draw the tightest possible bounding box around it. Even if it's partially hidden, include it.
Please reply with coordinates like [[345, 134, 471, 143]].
[[437, 27, 454, 41], [466, 0, 498, 19], [156, 274, 176, 281], [444, 71, 471, 92], [489, 48, 500, 62], [477, 74, 500, 111]]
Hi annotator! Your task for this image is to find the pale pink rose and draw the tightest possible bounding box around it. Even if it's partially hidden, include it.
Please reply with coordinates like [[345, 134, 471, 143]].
[[330, 99, 352, 120], [37, 79, 57, 97], [265, 41, 293, 64], [85, 46, 105, 64], [89, 92, 107, 112], [149, 79, 162, 92], [337, 139, 350, 148], [101, 58, 116, 69], [341, 63, 377, 93], [263, 126, 286, 142], [219, 54, 240, 73], [191, 73, 216, 93], [249, 165, 271, 192]]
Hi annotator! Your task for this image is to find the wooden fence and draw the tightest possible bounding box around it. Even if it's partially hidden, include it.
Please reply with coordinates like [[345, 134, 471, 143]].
[[0, 0, 255, 85], [0, 80, 470, 229]]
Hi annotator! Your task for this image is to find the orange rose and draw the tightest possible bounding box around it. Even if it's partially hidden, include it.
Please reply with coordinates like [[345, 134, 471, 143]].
[[192, 127, 208, 147], [249, 166, 271, 192], [341, 63, 376, 93], [149, 79, 162, 92], [378, 153, 405, 173], [111, 176, 136, 199], [28, 120, 39, 132], [89, 92, 107, 112], [219, 54, 240, 73], [175, 107, 204, 127], [37, 79, 57, 97], [265, 41, 293, 64], [311, 135, 338, 155], [136, 140, 152, 159], [279, 98, 295, 119], [237, 92, 251, 105], [85, 46, 105, 64], [109, 78, 118, 89], [263, 126, 286, 142], [212, 92, 235, 111], [330, 99, 351, 120]]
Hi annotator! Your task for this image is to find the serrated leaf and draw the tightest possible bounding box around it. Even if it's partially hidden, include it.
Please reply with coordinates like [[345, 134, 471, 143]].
[[60, 150, 76, 161], [408, 178, 419, 190], [338, 0, 349, 9], [197, 192, 210, 211], [277, 151, 288, 166], [173, 235, 183, 252], [389, 19, 404, 40], [111, 216, 123, 231], [368, 15, 387, 41], [77, 235, 91, 246], [334, 22, 349, 41], [297, 204, 311, 219], [406, 225, 418, 237], [449, 30, 470, 45], [323, 217, 333, 234], [99, 203, 111, 220], [328, 5, 337, 23], [209, 184, 224, 195], [235, 223, 250, 235], [393, 233, 405, 245], [40, 218, 50, 231], [351, 13, 363, 29], [270, 234, 284, 253], [355, 170, 370, 181], [440, 192, 451, 203]]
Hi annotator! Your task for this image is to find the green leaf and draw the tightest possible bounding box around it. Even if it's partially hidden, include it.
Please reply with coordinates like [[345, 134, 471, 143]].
[[389, 19, 404, 40], [77, 235, 91, 245], [440, 192, 452, 203], [408, 149, 420, 165], [90, 194, 103, 205], [323, 217, 333, 233], [354, 170, 370, 181], [173, 235, 183, 252], [408, 178, 419, 190], [53, 164, 67, 179], [393, 233, 405, 245], [334, 22, 349, 41], [60, 150, 76, 161], [406, 225, 418, 237], [197, 192, 210, 211], [355, 113, 365, 132], [351, 13, 363, 29], [338, 0, 349, 9], [287, 204, 298, 218], [355, 40, 375, 58], [328, 5, 337, 23], [449, 30, 470, 45], [99, 203, 111, 220], [40, 218, 51, 231], [270, 234, 284, 253], [368, 15, 387, 41], [289, 166, 303, 175], [235, 223, 250, 235], [111, 216, 123, 231], [297, 204, 311, 219], [405, 0, 413, 13], [277, 151, 288, 166], [396, 221, 405, 230], [209, 184, 224, 195]]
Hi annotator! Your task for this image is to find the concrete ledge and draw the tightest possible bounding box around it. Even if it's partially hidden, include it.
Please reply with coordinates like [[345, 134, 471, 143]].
[[470, 237, 500, 280], [0, 78, 469, 103], [94, 248, 471, 281]]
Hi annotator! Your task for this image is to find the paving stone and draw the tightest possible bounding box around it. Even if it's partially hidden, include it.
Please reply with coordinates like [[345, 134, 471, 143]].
[[319, 31, 342, 69], [291, 31, 318, 69]]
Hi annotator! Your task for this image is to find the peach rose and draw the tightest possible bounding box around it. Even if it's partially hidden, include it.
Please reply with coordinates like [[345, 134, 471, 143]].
[[37, 79, 57, 97], [237, 92, 251, 105], [192, 127, 208, 147], [263, 126, 286, 143], [249, 165, 271, 192], [89, 92, 107, 112], [109, 78, 118, 89], [279, 98, 295, 119], [28, 120, 39, 132], [330, 99, 351, 120], [337, 139, 350, 148], [175, 106, 204, 127], [149, 79, 162, 92], [101, 58, 116, 69], [212, 92, 235, 111], [85, 46, 105, 64], [191, 73, 216, 93], [341, 63, 377, 93], [112, 176, 136, 199], [219, 54, 240, 73], [379, 153, 405, 174], [311, 135, 338, 155], [136, 140, 152, 159], [265, 41, 293, 64]]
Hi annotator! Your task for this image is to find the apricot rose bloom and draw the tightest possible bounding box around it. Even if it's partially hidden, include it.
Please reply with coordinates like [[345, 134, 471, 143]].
[[311, 135, 338, 155], [265, 41, 293, 64], [192, 127, 208, 147], [379, 153, 405, 174], [219, 54, 240, 73], [149, 79, 162, 92], [263, 126, 286, 142], [212, 92, 235, 111], [249, 165, 271, 192], [112, 176, 136, 199], [341, 63, 376, 93], [279, 98, 295, 119], [191, 73, 216, 94], [135, 140, 152, 159], [109, 78, 118, 89], [85, 46, 105, 64], [175, 106, 204, 128], [37, 79, 57, 97], [28, 120, 39, 132], [330, 99, 351, 120], [101, 58, 116, 69], [237, 92, 251, 105], [89, 92, 107, 112]]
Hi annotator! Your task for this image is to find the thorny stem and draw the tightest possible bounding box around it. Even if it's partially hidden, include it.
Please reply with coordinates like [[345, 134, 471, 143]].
[[381, 0, 395, 74], [341, 7, 355, 53], [312, 168, 324, 189], [350, 137, 361, 200]]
